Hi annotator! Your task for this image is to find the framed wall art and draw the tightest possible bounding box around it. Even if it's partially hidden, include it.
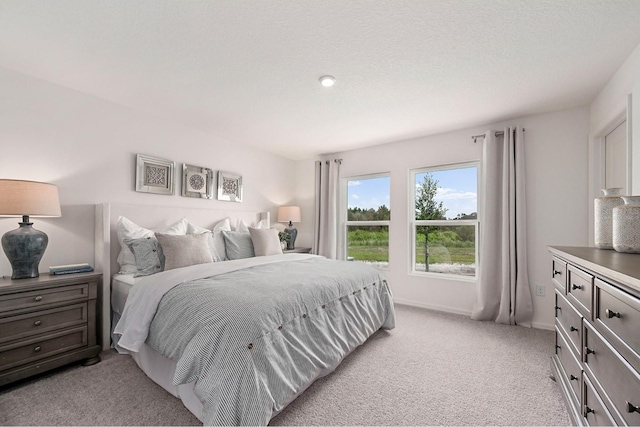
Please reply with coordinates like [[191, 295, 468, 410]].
[[217, 171, 243, 202], [182, 164, 214, 199], [135, 154, 175, 195]]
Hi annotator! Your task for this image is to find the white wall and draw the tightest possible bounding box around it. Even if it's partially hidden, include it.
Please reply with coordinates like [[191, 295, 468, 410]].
[[0, 66, 297, 277], [297, 106, 590, 329], [589, 41, 640, 243], [0, 63, 593, 330]]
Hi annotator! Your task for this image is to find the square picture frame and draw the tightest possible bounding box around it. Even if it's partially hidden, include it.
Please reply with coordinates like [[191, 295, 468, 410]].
[[217, 171, 243, 202], [182, 164, 214, 199], [135, 154, 175, 195]]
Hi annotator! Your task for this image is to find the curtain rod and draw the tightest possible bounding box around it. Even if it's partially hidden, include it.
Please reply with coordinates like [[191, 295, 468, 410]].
[[471, 128, 525, 143]]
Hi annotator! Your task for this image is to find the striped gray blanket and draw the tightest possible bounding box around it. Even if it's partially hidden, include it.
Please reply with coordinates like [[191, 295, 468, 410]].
[[117, 255, 395, 425]]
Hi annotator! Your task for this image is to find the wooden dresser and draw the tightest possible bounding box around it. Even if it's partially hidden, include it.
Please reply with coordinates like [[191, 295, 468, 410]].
[[549, 246, 640, 426], [0, 272, 102, 386]]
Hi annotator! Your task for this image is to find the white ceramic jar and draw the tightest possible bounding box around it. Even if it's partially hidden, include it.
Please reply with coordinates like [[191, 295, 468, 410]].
[[612, 196, 640, 253], [594, 188, 624, 249]]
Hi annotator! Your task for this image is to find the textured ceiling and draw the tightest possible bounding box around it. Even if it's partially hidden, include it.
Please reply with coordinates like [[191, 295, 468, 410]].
[[2, 0, 640, 160]]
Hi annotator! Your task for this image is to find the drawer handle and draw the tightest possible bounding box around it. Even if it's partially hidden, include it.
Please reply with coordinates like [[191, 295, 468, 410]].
[[585, 406, 595, 416], [34, 296, 43, 302], [605, 309, 621, 319], [33, 320, 42, 326], [34, 346, 41, 353], [571, 284, 582, 291], [627, 402, 640, 414], [585, 347, 595, 355], [570, 326, 579, 332], [570, 374, 579, 381], [553, 270, 562, 276]]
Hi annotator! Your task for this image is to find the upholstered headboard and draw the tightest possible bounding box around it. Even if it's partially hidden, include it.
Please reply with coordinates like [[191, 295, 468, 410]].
[[94, 202, 269, 349]]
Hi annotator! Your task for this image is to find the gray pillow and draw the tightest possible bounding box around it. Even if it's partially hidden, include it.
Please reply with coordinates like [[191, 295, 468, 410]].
[[221, 230, 255, 260], [249, 227, 283, 256], [124, 237, 165, 277], [155, 233, 214, 270]]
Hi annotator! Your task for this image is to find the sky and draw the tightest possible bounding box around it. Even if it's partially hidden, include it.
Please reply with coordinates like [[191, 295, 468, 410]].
[[347, 166, 477, 219]]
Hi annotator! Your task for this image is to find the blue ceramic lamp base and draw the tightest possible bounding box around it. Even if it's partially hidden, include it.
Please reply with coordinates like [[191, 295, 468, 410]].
[[1, 216, 48, 279], [285, 222, 298, 250]]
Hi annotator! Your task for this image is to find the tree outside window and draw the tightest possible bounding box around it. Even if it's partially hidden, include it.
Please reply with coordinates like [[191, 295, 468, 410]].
[[412, 164, 478, 278]]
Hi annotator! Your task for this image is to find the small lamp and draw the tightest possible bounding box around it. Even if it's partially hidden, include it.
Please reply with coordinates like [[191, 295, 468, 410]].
[[278, 206, 301, 250], [0, 179, 61, 279]]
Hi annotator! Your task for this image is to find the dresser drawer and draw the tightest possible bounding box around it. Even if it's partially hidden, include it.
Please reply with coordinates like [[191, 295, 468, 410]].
[[567, 265, 593, 319], [552, 256, 567, 294], [0, 284, 89, 314], [584, 322, 640, 426], [556, 326, 582, 405], [0, 326, 88, 372], [594, 278, 640, 373], [0, 303, 87, 345], [583, 373, 616, 426], [555, 290, 582, 356]]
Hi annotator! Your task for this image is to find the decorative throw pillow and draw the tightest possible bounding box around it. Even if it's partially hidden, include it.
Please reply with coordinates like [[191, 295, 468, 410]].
[[155, 233, 213, 271], [186, 222, 222, 262], [249, 227, 283, 257], [116, 216, 188, 274], [221, 230, 255, 260], [124, 237, 165, 277]]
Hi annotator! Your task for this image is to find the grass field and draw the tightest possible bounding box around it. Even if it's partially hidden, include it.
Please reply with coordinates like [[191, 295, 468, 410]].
[[347, 229, 476, 273]]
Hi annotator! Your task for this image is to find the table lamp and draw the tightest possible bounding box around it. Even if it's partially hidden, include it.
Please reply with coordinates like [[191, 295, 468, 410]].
[[0, 179, 61, 279], [278, 206, 301, 250]]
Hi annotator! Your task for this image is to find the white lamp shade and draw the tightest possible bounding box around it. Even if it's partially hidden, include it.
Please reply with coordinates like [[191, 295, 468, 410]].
[[278, 206, 301, 223], [0, 179, 61, 217]]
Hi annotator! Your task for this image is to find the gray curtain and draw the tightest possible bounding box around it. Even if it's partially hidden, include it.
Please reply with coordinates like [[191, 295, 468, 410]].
[[471, 127, 533, 326], [313, 159, 341, 259]]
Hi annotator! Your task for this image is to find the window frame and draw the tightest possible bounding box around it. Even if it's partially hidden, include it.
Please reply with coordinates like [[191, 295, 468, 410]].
[[408, 161, 479, 281], [342, 172, 391, 270]]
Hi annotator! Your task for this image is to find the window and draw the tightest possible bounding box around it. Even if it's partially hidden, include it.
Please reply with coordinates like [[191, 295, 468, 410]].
[[410, 163, 478, 278], [345, 174, 390, 269]]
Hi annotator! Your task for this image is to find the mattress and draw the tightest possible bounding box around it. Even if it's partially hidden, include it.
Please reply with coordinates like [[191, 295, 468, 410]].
[[111, 273, 204, 421]]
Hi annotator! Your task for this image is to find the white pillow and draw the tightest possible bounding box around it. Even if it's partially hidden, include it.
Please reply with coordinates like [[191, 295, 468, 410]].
[[249, 227, 283, 257], [235, 218, 250, 233], [116, 216, 188, 274], [255, 218, 269, 229], [186, 222, 222, 262], [213, 218, 232, 260], [235, 218, 268, 232]]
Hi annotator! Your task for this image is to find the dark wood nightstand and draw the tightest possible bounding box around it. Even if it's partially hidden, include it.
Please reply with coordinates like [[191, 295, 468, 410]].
[[0, 272, 102, 386], [283, 247, 312, 254]]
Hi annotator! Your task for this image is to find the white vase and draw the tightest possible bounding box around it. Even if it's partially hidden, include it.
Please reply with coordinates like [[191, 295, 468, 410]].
[[612, 196, 640, 253], [594, 188, 624, 249]]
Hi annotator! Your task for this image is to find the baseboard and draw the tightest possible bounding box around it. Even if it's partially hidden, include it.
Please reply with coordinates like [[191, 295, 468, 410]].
[[394, 298, 554, 331], [531, 320, 554, 331], [393, 298, 472, 317]]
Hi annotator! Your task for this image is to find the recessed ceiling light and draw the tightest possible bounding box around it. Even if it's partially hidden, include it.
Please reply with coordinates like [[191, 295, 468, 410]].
[[319, 75, 335, 87]]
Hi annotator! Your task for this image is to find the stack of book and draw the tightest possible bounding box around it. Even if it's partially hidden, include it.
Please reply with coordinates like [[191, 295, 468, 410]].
[[49, 263, 94, 275]]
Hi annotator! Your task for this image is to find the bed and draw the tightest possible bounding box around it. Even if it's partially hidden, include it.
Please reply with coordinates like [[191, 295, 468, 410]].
[[95, 203, 395, 425]]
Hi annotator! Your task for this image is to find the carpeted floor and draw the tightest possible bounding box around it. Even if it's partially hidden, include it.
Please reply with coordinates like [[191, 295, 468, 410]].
[[0, 304, 570, 426]]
